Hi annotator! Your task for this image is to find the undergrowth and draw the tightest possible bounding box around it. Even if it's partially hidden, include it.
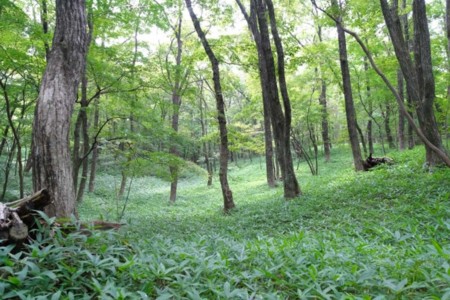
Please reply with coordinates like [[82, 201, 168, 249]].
[[1, 146, 450, 299]]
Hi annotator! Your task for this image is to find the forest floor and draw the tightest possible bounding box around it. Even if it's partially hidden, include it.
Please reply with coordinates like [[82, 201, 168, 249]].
[[2, 146, 450, 299]]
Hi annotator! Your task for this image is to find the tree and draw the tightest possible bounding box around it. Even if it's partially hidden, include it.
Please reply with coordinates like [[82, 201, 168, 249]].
[[380, 0, 446, 167], [237, 0, 301, 197], [329, 0, 364, 171], [32, 0, 89, 217], [185, 0, 235, 212], [236, 0, 277, 188], [264, 0, 301, 196]]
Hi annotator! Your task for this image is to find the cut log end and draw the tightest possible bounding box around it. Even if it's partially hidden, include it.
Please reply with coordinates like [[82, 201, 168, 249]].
[[9, 222, 28, 241], [1, 189, 50, 245]]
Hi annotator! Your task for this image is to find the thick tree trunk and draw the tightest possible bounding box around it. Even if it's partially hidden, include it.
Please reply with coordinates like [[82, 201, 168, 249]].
[[185, 0, 235, 212], [236, 0, 276, 188], [265, 0, 301, 197], [32, 0, 89, 217], [380, 0, 446, 166], [253, 0, 301, 197], [333, 3, 364, 171], [412, 0, 444, 165]]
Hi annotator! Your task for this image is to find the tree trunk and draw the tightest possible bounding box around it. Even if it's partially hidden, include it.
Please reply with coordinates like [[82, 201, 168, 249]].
[[0, 80, 24, 198], [356, 121, 367, 157], [412, 0, 443, 165], [185, 0, 235, 212], [40, 0, 50, 60], [265, 0, 301, 197], [380, 0, 445, 166], [384, 102, 396, 149], [319, 78, 331, 162], [317, 25, 331, 162], [333, 1, 364, 171], [88, 97, 100, 192], [400, 0, 416, 150], [1, 140, 16, 201], [199, 88, 213, 186], [364, 58, 375, 155], [236, 0, 276, 188], [397, 69, 406, 150], [32, 0, 89, 217], [169, 16, 185, 203]]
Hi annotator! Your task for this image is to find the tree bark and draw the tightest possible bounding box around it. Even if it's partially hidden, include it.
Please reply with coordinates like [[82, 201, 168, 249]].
[[199, 84, 213, 186], [380, 0, 446, 166], [333, 0, 364, 171], [383, 102, 396, 149], [169, 15, 187, 203], [364, 58, 375, 155], [397, 69, 406, 150], [32, 0, 89, 217], [88, 96, 100, 192], [236, 0, 276, 188], [185, 0, 235, 212], [265, 0, 301, 197], [316, 18, 331, 162], [319, 79, 331, 162]]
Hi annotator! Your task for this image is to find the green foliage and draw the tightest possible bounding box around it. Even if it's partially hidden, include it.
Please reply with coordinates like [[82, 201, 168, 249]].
[[2, 147, 450, 298]]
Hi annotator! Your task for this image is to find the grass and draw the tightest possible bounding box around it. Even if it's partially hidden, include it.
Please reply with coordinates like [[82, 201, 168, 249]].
[[2, 145, 450, 299]]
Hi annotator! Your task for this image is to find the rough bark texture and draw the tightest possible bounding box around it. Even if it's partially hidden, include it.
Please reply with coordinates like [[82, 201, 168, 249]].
[[333, 2, 364, 171], [412, 0, 443, 164], [333, 2, 450, 167], [380, 0, 446, 166], [185, 0, 235, 212], [265, 0, 301, 197], [236, 0, 276, 188], [0, 189, 51, 245], [74, 8, 93, 203], [250, 0, 301, 198], [32, 0, 89, 217]]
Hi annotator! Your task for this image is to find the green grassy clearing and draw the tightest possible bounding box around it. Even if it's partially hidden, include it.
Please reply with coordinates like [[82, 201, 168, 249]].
[[2, 146, 450, 299]]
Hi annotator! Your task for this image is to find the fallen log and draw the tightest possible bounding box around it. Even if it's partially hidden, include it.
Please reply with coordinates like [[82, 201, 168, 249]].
[[363, 153, 393, 171], [0, 189, 51, 245], [1, 189, 123, 246]]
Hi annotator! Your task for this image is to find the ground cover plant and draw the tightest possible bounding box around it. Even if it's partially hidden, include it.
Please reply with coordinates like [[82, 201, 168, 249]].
[[1, 146, 450, 299]]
